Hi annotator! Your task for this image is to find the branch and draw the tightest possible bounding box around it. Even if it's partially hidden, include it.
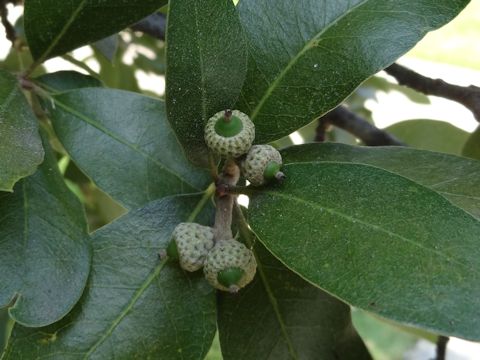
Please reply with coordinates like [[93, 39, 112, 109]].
[[130, 13, 166, 40], [0, 0, 16, 45], [435, 336, 449, 360], [385, 63, 480, 122], [213, 159, 240, 242], [319, 106, 405, 146]]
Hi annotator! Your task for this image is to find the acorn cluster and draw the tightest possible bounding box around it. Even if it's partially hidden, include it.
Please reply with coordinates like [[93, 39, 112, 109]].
[[168, 223, 256, 293], [166, 110, 284, 293], [204, 109, 285, 186]]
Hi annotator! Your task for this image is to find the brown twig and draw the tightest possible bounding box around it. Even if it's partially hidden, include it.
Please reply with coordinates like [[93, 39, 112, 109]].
[[385, 63, 480, 122], [213, 159, 240, 242], [435, 336, 449, 360], [319, 106, 405, 146], [0, 0, 16, 45]]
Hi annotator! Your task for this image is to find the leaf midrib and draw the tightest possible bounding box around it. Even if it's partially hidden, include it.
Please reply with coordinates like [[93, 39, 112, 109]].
[[52, 97, 200, 192], [33, 0, 88, 63], [262, 190, 477, 274], [84, 259, 167, 357], [249, 0, 369, 120]]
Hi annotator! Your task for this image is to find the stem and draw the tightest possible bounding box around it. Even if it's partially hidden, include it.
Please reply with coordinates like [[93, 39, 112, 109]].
[[186, 183, 215, 222], [0, 0, 16, 45], [213, 159, 240, 242], [61, 54, 100, 79], [436, 336, 449, 360]]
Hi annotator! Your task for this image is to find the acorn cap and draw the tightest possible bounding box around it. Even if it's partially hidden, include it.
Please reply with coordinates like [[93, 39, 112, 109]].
[[204, 109, 255, 158], [204, 239, 256, 292], [172, 222, 215, 272], [241, 145, 283, 186]]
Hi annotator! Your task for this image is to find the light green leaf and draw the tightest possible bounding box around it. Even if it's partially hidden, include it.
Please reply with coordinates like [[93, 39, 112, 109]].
[[2, 195, 216, 360], [0, 133, 90, 327], [386, 119, 469, 155], [462, 126, 480, 160], [0, 69, 44, 192], [249, 162, 480, 340], [218, 241, 371, 360], [281, 143, 480, 219], [237, 0, 469, 143], [24, 0, 168, 62], [46, 88, 210, 209], [166, 0, 248, 165]]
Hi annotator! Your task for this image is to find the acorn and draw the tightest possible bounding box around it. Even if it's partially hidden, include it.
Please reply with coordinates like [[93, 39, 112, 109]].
[[204, 239, 256, 293], [204, 109, 255, 158], [170, 222, 215, 272], [241, 145, 285, 186]]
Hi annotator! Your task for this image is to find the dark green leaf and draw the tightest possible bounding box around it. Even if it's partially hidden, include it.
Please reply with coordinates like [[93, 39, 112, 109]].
[[0, 133, 90, 327], [92, 35, 118, 62], [249, 162, 480, 340], [24, 0, 168, 62], [281, 143, 480, 219], [386, 119, 469, 155], [462, 126, 480, 160], [0, 69, 44, 192], [166, 0, 248, 165], [35, 71, 103, 92], [3, 195, 216, 359], [237, 0, 469, 144], [218, 241, 371, 360], [46, 88, 210, 209]]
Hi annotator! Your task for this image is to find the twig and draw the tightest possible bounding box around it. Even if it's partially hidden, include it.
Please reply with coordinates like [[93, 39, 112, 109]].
[[435, 336, 449, 360], [131, 13, 166, 40], [0, 0, 16, 45], [385, 63, 480, 122], [61, 54, 100, 79], [319, 106, 405, 146], [213, 159, 240, 242]]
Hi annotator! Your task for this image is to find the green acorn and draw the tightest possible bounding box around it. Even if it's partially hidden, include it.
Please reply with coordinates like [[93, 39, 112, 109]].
[[241, 145, 285, 186], [204, 109, 255, 158], [204, 239, 256, 293], [171, 222, 215, 272]]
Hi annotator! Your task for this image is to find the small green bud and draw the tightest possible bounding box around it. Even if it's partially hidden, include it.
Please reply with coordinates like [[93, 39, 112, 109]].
[[217, 267, 245, 290]]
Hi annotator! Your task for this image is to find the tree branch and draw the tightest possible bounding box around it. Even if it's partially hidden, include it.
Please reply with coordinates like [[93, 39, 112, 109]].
[[0, 0, 16, 45], [385, 63, 480, 122], [319, 106, 405, 146], [435, 335, 449, 360], [130, 13, 166, 40], [213, 159, 240, 242]]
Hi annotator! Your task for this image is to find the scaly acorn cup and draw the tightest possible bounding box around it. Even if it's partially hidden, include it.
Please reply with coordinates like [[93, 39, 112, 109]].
[[204, 239, 257, 293], [170, 222, 215, 272], [241, 144, 285, 186], [204, 109, 255, 158]]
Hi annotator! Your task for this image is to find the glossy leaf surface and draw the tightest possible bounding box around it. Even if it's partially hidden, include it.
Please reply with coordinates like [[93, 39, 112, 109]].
[[47, 88, 210, 209], [281, 143, 480, 219], [218, 242, 371, 360], [0, 69, 44, 192], [237, 0, 469, 143], [24, 0, 168, 61], [0, 135, 90, 327], [166, 0, 248, 165], [249, 162, 480, 340], [3, 195, 216, 359]]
